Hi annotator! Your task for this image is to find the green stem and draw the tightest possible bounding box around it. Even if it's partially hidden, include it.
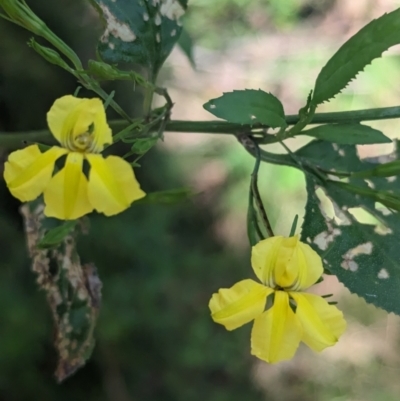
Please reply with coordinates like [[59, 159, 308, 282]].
[[258, 149, 297, 168], [2, 105, 400, 149], [286, 104, 316, 137], [300, 106, 400, 125], [47, 35, 83, 70], [143, 87, 155, 117]]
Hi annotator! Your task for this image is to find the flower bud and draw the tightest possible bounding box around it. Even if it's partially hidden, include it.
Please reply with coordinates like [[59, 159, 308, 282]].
[[28, 39, 71, 71]]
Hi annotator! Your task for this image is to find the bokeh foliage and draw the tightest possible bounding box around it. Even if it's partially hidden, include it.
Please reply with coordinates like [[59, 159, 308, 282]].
[[183, 0, 334, 48]]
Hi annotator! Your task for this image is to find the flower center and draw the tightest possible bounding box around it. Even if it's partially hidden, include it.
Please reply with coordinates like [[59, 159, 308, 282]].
[[74, 132, 92, 151], [65, 123, 96, 152]]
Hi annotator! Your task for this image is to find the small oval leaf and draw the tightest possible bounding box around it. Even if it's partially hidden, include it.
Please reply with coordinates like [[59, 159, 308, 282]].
[[203, 89, 287, 128]]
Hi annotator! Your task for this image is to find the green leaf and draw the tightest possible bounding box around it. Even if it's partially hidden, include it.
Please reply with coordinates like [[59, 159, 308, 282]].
[[137, 188, 192, 204], [298, 140, 400, 315], [203, 89, 287, 128], [177, 28, 195, 68], [300, 123, 391, 145], [90, 0, 187, 77], [21, 202, 101, 382], [37, 220, 77, 249], [131, 137, 159, 154], [312, 8, 400, 105]]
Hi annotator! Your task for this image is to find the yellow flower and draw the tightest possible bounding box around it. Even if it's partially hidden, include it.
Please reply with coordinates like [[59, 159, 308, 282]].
[[4, 95, 145, 220], [209, 235, 346, 363]]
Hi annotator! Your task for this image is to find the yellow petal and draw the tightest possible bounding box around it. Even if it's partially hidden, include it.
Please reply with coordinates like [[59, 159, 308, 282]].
[[209, 279, 271, 331], [252, 236, 323, 291], [47, 95, 83, 142], [287, 239, 324, 291], [290, 292, 346, 352], [251, 236, 284, 286], [43, 152, 93, 220], [4, 145, 41, 184], [90, 99, 113, 152], [273, 236, 302, 288], [47, 95, 112, 152], [86, 154, 145, 216], [4, 145, 67, 202], [251, 290, 302, 363]]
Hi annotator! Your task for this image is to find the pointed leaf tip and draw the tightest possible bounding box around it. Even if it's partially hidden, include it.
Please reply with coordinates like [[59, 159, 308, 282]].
[[312, 8, 400, 105]]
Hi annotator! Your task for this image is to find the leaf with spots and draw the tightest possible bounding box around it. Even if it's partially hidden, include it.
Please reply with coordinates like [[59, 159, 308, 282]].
[[21, 201, 101, 382], [203, 90, 287, 128], [312, 7, 400, 105], [299, 140, 400, 315], [296, 139, 370, 173], [90, 0, 187, 78]]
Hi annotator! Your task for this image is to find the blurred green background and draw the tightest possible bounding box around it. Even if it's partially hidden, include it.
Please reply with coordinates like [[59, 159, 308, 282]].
[[2, 0, 400, 400]]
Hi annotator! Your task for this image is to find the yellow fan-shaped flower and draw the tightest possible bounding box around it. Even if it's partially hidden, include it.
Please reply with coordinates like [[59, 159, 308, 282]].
[[4, 95, 145, 220], [209, 235, 346, 363]]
